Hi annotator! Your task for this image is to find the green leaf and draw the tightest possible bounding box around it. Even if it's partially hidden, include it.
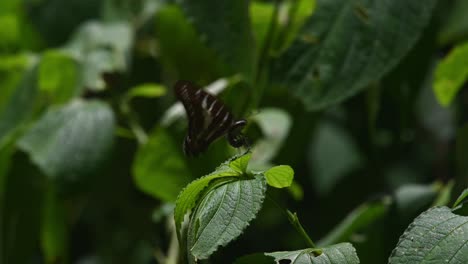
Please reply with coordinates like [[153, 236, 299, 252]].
[[187, 175, 266, 260], [18, 99, 115, 182], [174, 152, 250, 233], [318, 197, 391, 246], [454, 189, 468, 208], [228, 152, 252, 174], [65, 21, 133, 91], [438, 0, 468, 45], [276, 0, 437, 110], [155, 5, 224, 83], [39, 50, 81, 104], [235, 243, 359, 264], [309, 122, 363, 195], [434, 42, 468, 106], [175, 0, 256, 81], [389, 206, 468, 264], [0, 55, 39, 145], [133, 127, 191, 202], [41, 183, 68, 263], [264, 165, 294, 188], [126, 83, 166, 99]]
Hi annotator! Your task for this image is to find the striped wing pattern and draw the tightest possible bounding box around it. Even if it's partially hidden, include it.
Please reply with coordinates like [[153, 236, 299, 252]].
[[174, 80, 239, 156]]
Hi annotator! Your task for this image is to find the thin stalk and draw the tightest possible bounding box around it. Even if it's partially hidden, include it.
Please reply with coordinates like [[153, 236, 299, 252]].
[[267, 194, 316, 248]]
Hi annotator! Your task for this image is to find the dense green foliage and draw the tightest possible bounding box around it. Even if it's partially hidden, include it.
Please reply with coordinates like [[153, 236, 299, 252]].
[[1, 0, 468, 263]]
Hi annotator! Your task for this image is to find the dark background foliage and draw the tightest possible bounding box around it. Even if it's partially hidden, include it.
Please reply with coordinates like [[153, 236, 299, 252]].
[[0, 0, 467, 263]]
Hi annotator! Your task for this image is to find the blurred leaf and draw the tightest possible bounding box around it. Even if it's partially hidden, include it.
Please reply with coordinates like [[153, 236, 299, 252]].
[[393, 184, 438, 225], [155, 5, 224, 83], [417, 75, 455, 141], [454, 188, 468, 208], [175, 0, 256, 81], [235, 243, 359, 264], [41, 183, 68, 263], [0, 55, 39, 145], [318, 197, 391, 246], [126, 83, 166, 99], [250, 108, 292, 169], [433, 181, 455, 207], [133, 127, 191, 202], [264, 165, 294, 188], [276, 0, 316, 53], [18, 99, 115, 182], [174, 153, 250, 232], [250, 1, 274, 55], [0, 14, 19, 48], [389, 206, 468, 264], [438, 0, 468, 45], [309, 122, 363, 196], [455, 124, 468, 201], [187, 175, 266, 261], [65, 21, 133, 91], [276, 0, 437, 110], [434, 42, 468, 106], [39, 50, 81, 104]]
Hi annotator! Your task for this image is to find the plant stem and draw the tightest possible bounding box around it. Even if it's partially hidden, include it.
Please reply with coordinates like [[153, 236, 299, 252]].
[[286, 210, 316, 248], [267, 194, 316, 248]]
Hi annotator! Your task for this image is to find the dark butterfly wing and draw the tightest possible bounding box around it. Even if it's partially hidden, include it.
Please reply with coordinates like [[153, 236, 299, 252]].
[[174, 80, 236, 155]]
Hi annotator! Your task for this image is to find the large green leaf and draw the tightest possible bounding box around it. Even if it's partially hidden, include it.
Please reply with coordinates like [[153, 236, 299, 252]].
[[389, 206, 468, 264], [175, 0, 256, 81], [133, 127, 191, 202], [276, 0, 437, 110], [174, 152, 252, 233], [235, 243, 359, 264], [18, 99, 115, 182], [187, 175, 266, 261], [433, 42, 468, 106]]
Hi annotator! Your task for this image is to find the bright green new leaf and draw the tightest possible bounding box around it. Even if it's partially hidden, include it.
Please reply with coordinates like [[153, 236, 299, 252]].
[[39, 50, 81, 104], [126, 83, 166, 99], [235, 243, 359, 264], [18, 99, 115, 182], [389, 206, 468, 264], [264, 165, 294, 188], [187, 175, 266, 261], [434, 42, 468, 106], [133, 127, 191, 202], [276, 0, 437, 110]]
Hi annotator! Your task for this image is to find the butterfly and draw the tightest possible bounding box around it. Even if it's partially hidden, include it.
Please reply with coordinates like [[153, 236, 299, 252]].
[[174, 80, 249, 156]]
